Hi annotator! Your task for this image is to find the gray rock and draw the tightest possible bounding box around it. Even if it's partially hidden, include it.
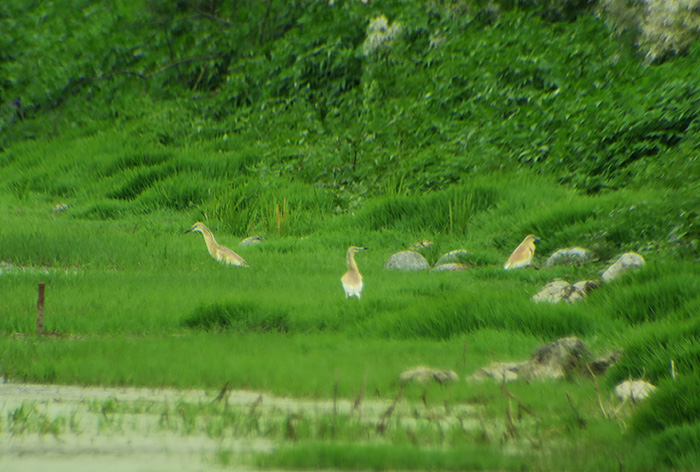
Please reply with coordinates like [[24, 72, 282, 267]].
[[519, 337, 591, 381], [470, 362, 522, 382], [384, 251, 430, 271], [602, 252, 646, 283], [545, 247, 596, 266], [614, 380, 656, 402], [435, 249, 470, 267], [573, 279, 600, 295], [399, 366, 458, 385], [0, 261, 15, 275], [432, 263, 469, 272], [408, 239, 434, 251], [532, 280, 585, 304], [53, 203, 70, 213], [240, 236, 262, 246], [470, 337, 592, 382], [589, 350, 623, 376]]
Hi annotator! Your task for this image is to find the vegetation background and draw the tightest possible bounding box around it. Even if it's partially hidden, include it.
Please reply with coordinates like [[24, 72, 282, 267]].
[[0, 0, 699, 470]]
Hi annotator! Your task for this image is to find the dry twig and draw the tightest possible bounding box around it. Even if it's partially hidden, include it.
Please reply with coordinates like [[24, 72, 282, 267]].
[[587, 363, 609, 419], [377, 386, 403, 434], [565, 392, 587, 429], [499, 383, 535, 417]]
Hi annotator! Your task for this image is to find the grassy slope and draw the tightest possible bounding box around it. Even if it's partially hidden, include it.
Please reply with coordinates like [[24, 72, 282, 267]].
[[1, 1, 700, 470]]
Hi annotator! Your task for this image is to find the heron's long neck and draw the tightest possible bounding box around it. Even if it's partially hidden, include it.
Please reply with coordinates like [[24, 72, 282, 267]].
[[201, 228, 218, 256], [347, 252, 358, 271]]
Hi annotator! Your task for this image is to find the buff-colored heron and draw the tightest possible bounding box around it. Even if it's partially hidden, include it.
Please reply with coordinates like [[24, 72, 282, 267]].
[[341, 246, 367, 299], [185, 222, 249, 267], [504, 234, 540, 270]]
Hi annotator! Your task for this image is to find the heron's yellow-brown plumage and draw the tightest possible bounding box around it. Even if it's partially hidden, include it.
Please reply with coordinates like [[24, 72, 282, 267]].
[[341, 246, 367, 299], [504, 234, 539, 270], [185, 222, 249, 267]]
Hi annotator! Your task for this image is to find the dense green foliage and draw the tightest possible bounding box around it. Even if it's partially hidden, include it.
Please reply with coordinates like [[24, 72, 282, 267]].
[[1, 0, 699, 470], [3, 1, 700, 199]]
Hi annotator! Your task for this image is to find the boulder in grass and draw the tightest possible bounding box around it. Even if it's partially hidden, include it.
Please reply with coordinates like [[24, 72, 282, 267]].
[[435, 249, 470, 267], [400, 366, 458, 385], [471, 337, 620, 382], [470, 362, 521, 382], [518, 337, 591, 381], [408, 239, 434, 251], [602, 252, 646, 283], [573, 279, 600, 295], [53, 203, 70, 213], [588, 350, 623, 376], [614, 380, 656, 402], [532, 280, 586, 304], [240, 236, 262, 246], [545, 247, 596, 266], [384, 251, 430, 271], [432, 263, 470, 272]]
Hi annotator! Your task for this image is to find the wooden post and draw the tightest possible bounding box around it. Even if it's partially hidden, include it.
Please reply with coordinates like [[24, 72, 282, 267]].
[[37, 283, 45, 335]]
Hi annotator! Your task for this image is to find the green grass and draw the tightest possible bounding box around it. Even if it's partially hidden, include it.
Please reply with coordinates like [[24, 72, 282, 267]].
[[255, 441, 531, 471], [624, 375, 700, 470], [1, 145, 698, 470], [1, 154, 697, 470], [0, 212, 631, 341], [2, 401, 73, 437]]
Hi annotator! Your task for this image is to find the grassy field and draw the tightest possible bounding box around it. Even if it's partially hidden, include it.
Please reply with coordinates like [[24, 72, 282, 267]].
[[1, 135, 699, 469]]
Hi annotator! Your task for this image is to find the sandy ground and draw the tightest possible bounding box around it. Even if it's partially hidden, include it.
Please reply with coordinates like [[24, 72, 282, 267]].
[[0, 382, 274, 472], [1, 382, 476, 472]]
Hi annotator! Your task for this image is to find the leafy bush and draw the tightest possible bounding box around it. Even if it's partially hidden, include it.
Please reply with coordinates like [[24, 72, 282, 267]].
[[3, 0, 699, 203]]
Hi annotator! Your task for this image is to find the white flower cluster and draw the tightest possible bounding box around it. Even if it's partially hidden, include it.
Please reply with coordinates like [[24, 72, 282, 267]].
[[362, 15, 402, 56], [638, 0, 700, 62], [603, 0, 700, 63]]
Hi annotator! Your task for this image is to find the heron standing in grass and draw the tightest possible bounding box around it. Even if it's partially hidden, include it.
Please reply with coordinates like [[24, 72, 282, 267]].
[[342, 246, 367, 299], [185, 222, 249, 267], [504, 234, 540, 269]]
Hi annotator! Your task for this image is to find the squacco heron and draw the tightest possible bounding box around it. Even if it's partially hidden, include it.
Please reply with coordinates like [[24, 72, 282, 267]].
[[504, 234, 540, 270], [341, 246, 367, 299], [185, 222, 249, 267]]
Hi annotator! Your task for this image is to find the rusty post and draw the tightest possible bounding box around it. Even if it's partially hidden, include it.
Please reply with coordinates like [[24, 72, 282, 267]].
[[37, 283, 45, 335]]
